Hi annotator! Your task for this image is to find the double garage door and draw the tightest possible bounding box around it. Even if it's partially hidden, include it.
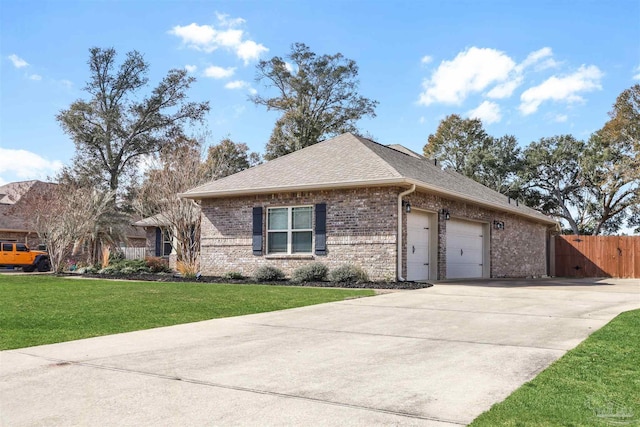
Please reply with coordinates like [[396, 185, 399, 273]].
[[446, 219, 484, 279]]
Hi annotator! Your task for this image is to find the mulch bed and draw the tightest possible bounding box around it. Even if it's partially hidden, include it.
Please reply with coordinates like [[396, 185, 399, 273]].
[[74, 273, 433, 289]]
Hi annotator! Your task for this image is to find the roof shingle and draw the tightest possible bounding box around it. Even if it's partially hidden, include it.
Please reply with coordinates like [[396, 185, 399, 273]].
[[182, 133, 554, 224]]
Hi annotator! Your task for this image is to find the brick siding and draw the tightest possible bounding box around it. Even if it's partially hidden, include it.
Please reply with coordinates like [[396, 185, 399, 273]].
[[200, 187, 399, 281], [199, 187, 549, 281]]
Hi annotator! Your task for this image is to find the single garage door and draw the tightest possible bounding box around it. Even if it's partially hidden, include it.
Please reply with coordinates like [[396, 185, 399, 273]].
[[446, 219, 484, 278]]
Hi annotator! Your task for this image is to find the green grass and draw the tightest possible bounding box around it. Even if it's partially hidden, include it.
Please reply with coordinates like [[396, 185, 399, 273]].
[[0, 275, 374, 350], [470, 309, 640, 427]]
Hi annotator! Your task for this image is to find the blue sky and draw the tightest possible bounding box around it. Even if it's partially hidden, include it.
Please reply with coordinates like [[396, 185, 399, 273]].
[[1, 0, 639, 186]]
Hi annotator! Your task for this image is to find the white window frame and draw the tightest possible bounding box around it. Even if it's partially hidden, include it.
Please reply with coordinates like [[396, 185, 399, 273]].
[[266, 205, 313, 255], [162, 227, 173, 257]]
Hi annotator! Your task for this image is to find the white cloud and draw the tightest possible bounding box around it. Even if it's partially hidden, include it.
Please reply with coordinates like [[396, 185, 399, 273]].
[[204, 65, 235, 79], [554, 114, 568, 123], [420, 55, 433, 65], [169, 14, 268, 64], [467, 101, 502, 124], [486, 78, 523, 99], [519, 65, 603, 115], [28, 74, 42, 81], [419, 46, 565, 106], [418, 47, 516, 105], [224, 80, 257, 94], [185, 64, 197, 73], [419, 116, 426, 124], [633, 65, 640, 80], [518, 47, 553, 71], [284, 62, 295, 73], [236, 40, 268, 64], [8, 54, 28, 68], [224, 80, 248, 89], [0, 148, 63, 181]]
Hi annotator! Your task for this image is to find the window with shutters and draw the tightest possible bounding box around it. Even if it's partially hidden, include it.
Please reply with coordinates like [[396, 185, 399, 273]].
[[267, 206, 313, 254]]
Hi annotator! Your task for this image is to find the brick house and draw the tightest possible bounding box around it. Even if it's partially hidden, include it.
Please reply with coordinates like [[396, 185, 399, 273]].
[[0, 180, 56, 247], [133, 213, 179, 268], [181, 133, 557, 281], [1, 180, 146, 253]]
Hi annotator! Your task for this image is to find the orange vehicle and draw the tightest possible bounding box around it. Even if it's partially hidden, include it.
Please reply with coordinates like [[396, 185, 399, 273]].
[[0, 241, 51, 272]]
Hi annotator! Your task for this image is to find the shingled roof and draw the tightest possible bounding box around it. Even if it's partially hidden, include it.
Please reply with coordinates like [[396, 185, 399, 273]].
[[182, 133, 554, 224]]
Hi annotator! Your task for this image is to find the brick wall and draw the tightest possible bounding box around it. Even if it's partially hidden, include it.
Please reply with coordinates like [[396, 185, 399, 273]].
[[404, 191, 549, 278], [199, 186, 549, 281], [200, 187, 400, 281]]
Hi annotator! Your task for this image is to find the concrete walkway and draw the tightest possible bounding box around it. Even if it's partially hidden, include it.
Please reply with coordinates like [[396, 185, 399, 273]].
[[1, 278, 639, 426]]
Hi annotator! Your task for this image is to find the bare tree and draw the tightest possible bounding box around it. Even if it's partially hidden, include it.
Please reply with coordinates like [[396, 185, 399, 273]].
[[135, 140, 207, 275]]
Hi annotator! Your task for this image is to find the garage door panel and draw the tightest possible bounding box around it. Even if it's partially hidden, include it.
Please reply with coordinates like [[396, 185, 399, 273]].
[[447, 219, 484, 279]]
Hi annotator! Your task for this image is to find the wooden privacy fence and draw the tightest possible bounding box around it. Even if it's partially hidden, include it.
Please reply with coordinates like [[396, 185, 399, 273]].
[[554, 235, 640, 278]]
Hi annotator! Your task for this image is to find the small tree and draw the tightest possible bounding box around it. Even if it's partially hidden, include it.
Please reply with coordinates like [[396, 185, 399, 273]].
[[203, 137, 261, 181], [135, 139, 207, 272]]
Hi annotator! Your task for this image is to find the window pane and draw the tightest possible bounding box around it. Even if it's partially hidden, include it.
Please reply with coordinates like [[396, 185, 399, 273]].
[[268, 232, 288, 253], [2, 243, 12, 251], [268, 208, 288, 230], [16, 244, 27, 252], [292, 207, 312, 229], [163, 243, 172, 256], [292, 231, 312, 253]]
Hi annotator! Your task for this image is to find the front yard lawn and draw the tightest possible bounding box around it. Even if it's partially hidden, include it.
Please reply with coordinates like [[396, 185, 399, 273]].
[[0, 275, 374, 350], [470, 309, 640, 426]]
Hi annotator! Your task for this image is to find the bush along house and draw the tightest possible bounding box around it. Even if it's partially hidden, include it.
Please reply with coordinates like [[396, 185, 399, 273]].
[[180, 133, 557, 281]]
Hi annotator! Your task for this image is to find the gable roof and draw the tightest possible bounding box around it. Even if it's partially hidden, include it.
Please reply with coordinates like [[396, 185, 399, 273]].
[[182, 133, 554, 224]]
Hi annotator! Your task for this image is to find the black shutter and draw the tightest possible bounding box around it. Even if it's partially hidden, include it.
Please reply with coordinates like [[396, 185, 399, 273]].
[[315, 203, 327, 255], [252, 207, 263, 255], [155, 227, 162, 256]]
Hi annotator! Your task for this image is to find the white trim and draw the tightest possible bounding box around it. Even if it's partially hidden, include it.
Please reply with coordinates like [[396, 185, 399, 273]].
[[266, 205, 313, 255]]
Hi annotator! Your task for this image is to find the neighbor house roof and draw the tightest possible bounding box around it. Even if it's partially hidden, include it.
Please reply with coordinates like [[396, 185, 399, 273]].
[[0, 180, 57, 232], [133, 213, 171, 228], [181, 133, 555, 224]]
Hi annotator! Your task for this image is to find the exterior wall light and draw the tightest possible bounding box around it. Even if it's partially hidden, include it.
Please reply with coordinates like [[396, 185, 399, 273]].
[[403, 201, 412, 213], [441, 208, 450, 220], [493, 220, 505, 230]]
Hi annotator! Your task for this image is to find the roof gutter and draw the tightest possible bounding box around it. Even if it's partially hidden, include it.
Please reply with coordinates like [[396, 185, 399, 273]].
[[397, 184, 416, 282], [178, 178, 407, 199]]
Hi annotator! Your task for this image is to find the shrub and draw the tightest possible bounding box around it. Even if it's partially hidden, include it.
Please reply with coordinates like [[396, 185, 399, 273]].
[[176, 260, 198, 278], [145, 257, 171, 273], [223, 271, 245, 280], [254, 265, 285, 282], [109, 251, 125, 264], [76, 265, 98, 274], [292, 262, 328, 283], [120, 266, 136, 275], [329, 264, 369, 283], [98, 266, 120, 275]]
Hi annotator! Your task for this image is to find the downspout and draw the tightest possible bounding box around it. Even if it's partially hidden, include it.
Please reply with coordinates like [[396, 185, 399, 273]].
[[397, 184, 416, 281]]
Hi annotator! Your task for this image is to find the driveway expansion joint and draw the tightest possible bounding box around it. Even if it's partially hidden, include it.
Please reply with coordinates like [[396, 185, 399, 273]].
[[340, 302, 610, 320], [241, 321, 570, 352]]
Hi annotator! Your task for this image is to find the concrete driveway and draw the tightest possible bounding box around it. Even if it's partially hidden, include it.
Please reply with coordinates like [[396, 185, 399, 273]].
[[1, 278, 639, 426]]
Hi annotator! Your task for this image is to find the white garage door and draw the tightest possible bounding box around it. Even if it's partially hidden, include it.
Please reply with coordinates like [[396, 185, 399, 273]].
[[406, 211, 430, 281], [446, 219, 484, 279]]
